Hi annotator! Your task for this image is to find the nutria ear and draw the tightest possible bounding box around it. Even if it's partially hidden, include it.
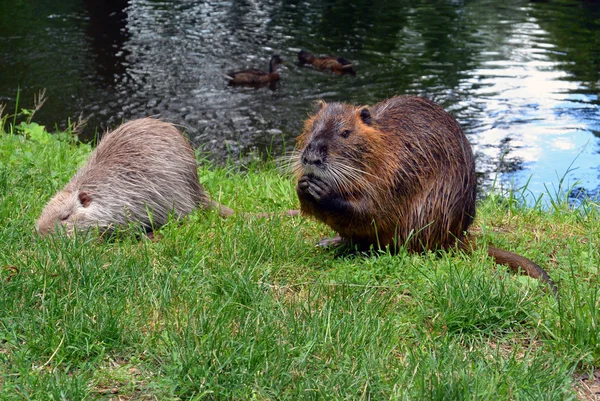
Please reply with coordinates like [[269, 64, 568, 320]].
[[359, 108, 372, 125], [78, 192, 92, 208], [313, 100, 326, 114]]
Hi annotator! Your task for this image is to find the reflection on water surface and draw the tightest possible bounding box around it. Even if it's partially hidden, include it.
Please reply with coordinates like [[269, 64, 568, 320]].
[[1, 0, 599, 200]]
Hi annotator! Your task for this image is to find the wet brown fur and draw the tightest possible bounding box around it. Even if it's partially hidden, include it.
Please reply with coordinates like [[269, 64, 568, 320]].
[[298, 50, 356, 76], [293, 96, 556, 293]]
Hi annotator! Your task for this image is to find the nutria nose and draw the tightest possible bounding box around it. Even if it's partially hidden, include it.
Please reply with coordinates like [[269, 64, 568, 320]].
[[302, 140, 328, 167], [302, 153, 324, 167]]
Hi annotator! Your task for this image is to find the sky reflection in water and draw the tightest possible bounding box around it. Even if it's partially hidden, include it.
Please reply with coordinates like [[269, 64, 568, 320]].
[[0, 0, 599, 202]]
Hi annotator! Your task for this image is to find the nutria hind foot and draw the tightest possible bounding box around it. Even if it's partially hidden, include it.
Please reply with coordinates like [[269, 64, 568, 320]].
[[317, 235, 381, 257], [318, 235, 364, 258], [317, 235, 346, 248]]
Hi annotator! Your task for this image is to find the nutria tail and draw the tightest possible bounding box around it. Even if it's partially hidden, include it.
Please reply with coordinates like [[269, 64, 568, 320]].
[[486, 246, 557, 295], [241, 209, 301, 219], [459, 239, 557, 296], [206, 199, 235, 218], [202, 183, 298, 219], [204, 193, 299, 219]]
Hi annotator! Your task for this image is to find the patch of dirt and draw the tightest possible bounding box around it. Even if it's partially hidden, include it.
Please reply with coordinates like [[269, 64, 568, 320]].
[[90, 358, 154, 401], [575, 370, 600, 401]]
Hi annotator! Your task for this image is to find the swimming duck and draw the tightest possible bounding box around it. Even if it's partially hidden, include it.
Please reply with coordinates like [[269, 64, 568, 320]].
[[224, 54, 283, 87], [298, 50, 356, 76]]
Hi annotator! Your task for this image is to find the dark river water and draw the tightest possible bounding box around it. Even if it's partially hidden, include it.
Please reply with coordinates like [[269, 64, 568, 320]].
[[1, 0, 599, 201]]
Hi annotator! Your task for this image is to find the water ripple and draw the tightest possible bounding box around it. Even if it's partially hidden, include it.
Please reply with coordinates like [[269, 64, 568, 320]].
[[0, 0, 599, 199]]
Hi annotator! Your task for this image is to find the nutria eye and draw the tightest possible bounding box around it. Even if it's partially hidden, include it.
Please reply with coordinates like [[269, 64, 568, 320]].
[[60, 215, 69, 221], [340, 129, 351, 138]]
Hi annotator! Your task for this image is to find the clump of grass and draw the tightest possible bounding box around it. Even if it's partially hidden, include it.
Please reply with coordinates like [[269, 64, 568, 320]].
[[416, 251, 540, 337], [1, 108, 599, 399]]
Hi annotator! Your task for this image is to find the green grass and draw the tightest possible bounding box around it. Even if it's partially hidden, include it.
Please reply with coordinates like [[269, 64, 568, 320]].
[[0, 114, 599, 399]]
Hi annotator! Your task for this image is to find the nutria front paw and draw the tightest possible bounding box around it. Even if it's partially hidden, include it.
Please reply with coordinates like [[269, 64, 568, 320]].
[[297, 175, 349, 211], [297, 175, 330, 203]]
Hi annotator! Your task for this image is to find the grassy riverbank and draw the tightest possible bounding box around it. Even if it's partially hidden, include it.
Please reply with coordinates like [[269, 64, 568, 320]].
[[1, 118, 599, 400]]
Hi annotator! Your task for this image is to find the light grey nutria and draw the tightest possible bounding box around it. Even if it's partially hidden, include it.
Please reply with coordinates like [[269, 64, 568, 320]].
[[224, 54, 283, 87], [36, 118, 234, 236], [297, 50, 355, 76], [292, 96, 556, 294]]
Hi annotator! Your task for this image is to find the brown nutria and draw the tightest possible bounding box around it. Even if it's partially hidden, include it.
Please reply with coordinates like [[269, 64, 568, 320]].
[[298, 50, 355, 76], [36, 118, 234, 236], [224, 54, 283, 88], [292, 96, 557, 294]]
